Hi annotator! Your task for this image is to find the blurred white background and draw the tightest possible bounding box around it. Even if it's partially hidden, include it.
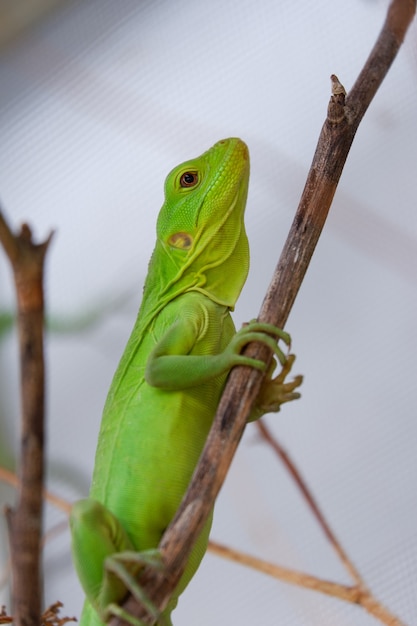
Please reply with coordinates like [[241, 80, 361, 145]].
[[0, 1, 416, 624]]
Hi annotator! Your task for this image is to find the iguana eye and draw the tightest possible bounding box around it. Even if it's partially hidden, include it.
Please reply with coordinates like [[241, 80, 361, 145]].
[[180, 171, 198, 188]]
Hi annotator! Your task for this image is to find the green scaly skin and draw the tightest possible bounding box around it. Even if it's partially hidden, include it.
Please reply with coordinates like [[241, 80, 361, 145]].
[[70, 138, 301, 626]]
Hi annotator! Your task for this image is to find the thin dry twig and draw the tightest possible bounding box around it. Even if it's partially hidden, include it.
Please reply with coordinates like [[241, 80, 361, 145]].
[[207, 541, 405, 626], [109, 2, 415, 624], [0, 209, 54, 626], [253, 422, 405, 625], [208, 540, 362, 604], [0, 466, 72, 516], [256, 420, 363, 585]]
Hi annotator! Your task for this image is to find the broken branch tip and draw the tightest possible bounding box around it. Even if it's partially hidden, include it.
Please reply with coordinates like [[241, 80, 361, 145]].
[[330, 74, 346, 96]]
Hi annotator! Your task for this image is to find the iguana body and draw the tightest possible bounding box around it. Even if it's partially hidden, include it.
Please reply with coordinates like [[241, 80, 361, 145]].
[[70, 138, 300, 625]]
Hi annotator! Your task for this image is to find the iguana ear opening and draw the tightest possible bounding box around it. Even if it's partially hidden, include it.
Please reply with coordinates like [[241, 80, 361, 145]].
[[168, 232, 194, 250]]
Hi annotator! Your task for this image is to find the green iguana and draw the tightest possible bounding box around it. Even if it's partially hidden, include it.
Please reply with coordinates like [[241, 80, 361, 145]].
[[70, 138, 301, 626]]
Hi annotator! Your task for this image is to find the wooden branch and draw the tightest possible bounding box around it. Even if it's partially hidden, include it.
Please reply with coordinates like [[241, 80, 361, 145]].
[[0, 209, 53, 626], [110, 2, 416, 623]]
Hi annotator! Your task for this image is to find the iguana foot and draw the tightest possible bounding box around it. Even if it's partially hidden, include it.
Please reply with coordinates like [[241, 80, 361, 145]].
[[249, 353, 303, 421], [104, 550, 170, 626]]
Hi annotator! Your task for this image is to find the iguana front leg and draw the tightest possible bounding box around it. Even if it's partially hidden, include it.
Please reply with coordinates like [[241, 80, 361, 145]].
[[145, 317, 297, 391]]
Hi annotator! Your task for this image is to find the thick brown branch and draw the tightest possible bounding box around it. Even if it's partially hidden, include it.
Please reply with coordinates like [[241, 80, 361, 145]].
[[0, 209, 53, 626], [111, 2, 415, 623]]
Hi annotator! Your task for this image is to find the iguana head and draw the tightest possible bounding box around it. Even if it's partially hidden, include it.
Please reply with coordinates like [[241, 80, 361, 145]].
[[142, 138, 250, 319]]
